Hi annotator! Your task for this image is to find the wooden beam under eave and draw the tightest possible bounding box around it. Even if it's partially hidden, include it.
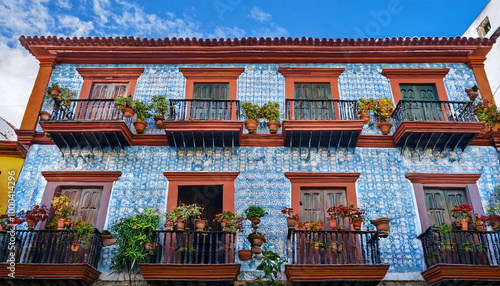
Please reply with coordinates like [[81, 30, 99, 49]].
[[468, 46, 495, 104]]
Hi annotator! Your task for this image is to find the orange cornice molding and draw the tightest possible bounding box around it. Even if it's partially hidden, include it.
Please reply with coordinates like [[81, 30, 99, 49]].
[[163, 172, 240, 182], [285, 172, 361, 183], [405, 173, 481, 185], [381, 68, 450, 79], [77, 68, 145, 80], [179, 68, 244, 80], [278, 67, 345, 78], [42, 171, 122, 182]]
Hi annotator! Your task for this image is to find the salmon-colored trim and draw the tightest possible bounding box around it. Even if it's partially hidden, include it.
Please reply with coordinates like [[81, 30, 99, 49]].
[[381, 68, 450, 103], [0, 263, 100, 283], [138, 264, 241, 281], [405, 173, 480, 185], [76, 68, 144, 99], [285, 264, 389, 281], [284, 172, 360, 219], [421, 264, 500, 285], [20, 60, 56, 132], [467, 46, 495, 104], [40, 171, 122, 231], [179, 68, 244, 101], [163, 172, 240, 213]]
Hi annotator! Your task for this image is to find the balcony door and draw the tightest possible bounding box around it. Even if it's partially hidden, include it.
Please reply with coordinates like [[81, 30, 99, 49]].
[[294, 83, 334, 120], [400, 84, 444, 121], [191, 83, 229, 120], [424, 188, 467, 227], [177, 185, 223, 230], [60, 186, 103, 226], [300, 189, 346, 229]]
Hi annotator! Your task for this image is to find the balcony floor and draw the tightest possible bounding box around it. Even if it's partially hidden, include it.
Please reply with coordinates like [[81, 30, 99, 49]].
[[285, 264, 389, 285], [138, 263, 241, 283], [282, 120, 364, 148], [421, 264, 500, 286], [0, 263, 100, 285], [163, 120, 243, 148]]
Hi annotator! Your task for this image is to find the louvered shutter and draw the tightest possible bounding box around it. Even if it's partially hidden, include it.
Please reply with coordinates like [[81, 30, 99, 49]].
[[424, 188, 467, 227], [90, 83, 128, 99], [294, 83, 332, 120], [60, 187, 103, 226]]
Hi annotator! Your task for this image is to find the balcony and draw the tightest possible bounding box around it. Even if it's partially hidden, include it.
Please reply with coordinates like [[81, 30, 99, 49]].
[[164, 99, 243, 148], [282, 99, 364, 148], [392, 100, 483, 152], [138, 230, 240, 284], [285, 230, 389, 285], [418, 227, 500, 286], [39, 99, 134, 150], [0, 230, 102, 285]]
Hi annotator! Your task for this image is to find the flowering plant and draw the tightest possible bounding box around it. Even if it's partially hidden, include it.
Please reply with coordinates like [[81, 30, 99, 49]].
[[11, 216, 26, 225], [25, 205, 49, 222], [215, 211, 244, 233], [350, 208, 366, 222], [451, 204, 473, 222], [280, 207, 300, 222], [51, 195, 75, 219], [327, 204, 354, 219]]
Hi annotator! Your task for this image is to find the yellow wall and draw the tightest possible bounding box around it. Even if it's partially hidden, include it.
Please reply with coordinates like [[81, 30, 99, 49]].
[[0, 156, 24, 213]]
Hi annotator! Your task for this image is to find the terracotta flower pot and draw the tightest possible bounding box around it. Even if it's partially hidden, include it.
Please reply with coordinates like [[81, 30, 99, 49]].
[[27, 218, 37, 230], [370, 217, 390, 238], [245, 119, 259, 134], [39, 111, 51, 121], [50, 87, 62, 99], [329, 218, 337, 230], [57, 218, 65, 230], [266, 121, 281, 134], [101, 234, 116, 247], [377, 122, 392, 135], [352, 218, 362, 231], [176, 220, 185, 231], [123, 106, 135, 118], [165, 220, 174, 231], [238, 249, 252, 261], [287, 218, 296, 229], [154, 115, 164, 129], [134, 120, 147, 134], [248, 233, 266, 254], [71, 243, 81, 252], [144, 242, 155, 252], [360, 112, 370, 124], [195, 219, 206, 231], [467, 91, 479, 101], [249, 216, 261, 225]]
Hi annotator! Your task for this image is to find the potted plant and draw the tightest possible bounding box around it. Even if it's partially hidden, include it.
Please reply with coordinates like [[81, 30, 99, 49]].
[[281, 207, 300, 229], [260, 101, 281, 134], [474, 99, 499, 133], [51, 195, 75, 230], [370, 217, 391, 238], [164, 209, 177, 231], [247, 231, 267, 254], [244, 205, 268, 227], [465, 85, 479, 101], [373, 97, 394, 135], [306, 221, 324, 231], [20, 204, 49, 230], [357, 97, 376, 124], [215, 211, 244, 233], [350, 207, 366, 231], [71, 219, 95, 251], [101, 229, 116, 247], [114, 95, 136, 118], [327, 204, 353, 230], [39, 111, 51, 121], [451, 204, 473, 230], [45, 82, 63, 99], [238, 249, 252, 261], [241, 101, 261, 133], [487, 186, 500, 229], [109, 208, 161, 282], [255, 246, 287, 286], [174, 204, 203, 231], [44, 84, 76, 106], [132, 100, 152, 134], [151, 95, 170, 129]]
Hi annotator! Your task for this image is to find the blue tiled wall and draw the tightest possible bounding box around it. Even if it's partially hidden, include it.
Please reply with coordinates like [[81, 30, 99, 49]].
[[22, 63, 498, 275]]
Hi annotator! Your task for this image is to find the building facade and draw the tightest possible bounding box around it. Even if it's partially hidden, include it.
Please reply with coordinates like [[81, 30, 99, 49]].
[[1, 35, 500, 285]]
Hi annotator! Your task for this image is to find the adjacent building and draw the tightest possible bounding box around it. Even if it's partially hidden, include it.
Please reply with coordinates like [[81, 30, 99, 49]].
[[1, 35, 500, 286]]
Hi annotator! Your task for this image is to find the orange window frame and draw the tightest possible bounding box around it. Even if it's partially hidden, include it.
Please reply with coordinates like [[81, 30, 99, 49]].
[[76, 68, 145, 99]]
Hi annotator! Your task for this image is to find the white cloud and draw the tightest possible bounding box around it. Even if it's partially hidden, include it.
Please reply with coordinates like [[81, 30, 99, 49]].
[[59, 15, 95, 37], [248, 7, 272, 23], [93, 0, 111, 24], [0, 43, 39, 128], [207, 27, 245, 39], [57, 0, 72, 9]]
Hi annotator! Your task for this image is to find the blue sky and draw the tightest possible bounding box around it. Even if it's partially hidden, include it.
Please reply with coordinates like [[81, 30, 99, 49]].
[[0, 0, 490, 127]]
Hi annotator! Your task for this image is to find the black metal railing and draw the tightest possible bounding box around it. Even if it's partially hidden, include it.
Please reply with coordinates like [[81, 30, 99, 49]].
[[169, 99, 240, 121], [49, 99, 124, 121], [0, 230, 102, 267], [147, 230, 236, 264], [285, 99, 358, 120], [392, 100, 477, 129], [418, 227, 500, 268], [288, 230, 381, 265]]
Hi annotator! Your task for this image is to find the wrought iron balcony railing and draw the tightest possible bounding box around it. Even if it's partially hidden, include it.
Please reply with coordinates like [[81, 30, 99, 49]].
[[0, 230, 102, 267], [147, 230, 236, 264], [169, 99, 240, 121], [48, 99, 124, 121], [288, 230, 381, 265], [418, 227, 500, 268], [391, 100, 477, 129], [285, 99, 358, 120]]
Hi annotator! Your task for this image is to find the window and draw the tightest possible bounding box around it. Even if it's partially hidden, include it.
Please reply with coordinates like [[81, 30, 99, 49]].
[[59, 186, 103, 225], [193, 83, 229, 100], [294, 83, 334, 120], [90, 83, 128, 99], [177, 185, 223, 229], [301, 189, 346, 227], [477, 16, 491, 38], [424, 188, 467, 227], [400, 83, 444, 121], [40, 171, 121, 230], [405, 173, 484, 232], [285, 172, 360, 231]]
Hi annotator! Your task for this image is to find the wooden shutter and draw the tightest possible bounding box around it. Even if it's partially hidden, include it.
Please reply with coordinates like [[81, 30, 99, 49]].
[[400, 84, 443, 121], [325, 190, 347, 228], [301, 189, 346, 226], [192, 83, 229, 120], [90, 83, 128, 99], [294, 83, 332, 120], [424, 188, 467, 227], [60, 187, 103, 226]]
